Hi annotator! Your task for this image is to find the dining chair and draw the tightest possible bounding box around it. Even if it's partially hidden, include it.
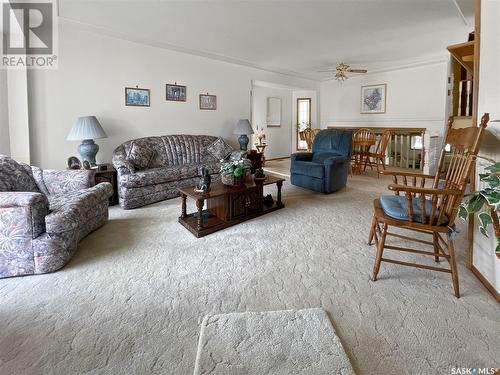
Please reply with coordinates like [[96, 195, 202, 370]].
[[364, 129, 392, 178], [368, 114, 489, 297], [352, 128, 376, 174]]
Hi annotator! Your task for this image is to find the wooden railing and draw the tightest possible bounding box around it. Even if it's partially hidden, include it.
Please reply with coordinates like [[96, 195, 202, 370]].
[[457, 79, 473, 117], [326, 126, 426, 171]]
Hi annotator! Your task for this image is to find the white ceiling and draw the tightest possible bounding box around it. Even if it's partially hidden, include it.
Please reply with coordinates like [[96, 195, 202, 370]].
[[58, 0, 474, 81]]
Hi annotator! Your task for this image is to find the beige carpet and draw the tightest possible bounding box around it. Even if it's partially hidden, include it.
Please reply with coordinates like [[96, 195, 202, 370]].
[[193, 308, 355, 375], [0, 168, 499, 375]]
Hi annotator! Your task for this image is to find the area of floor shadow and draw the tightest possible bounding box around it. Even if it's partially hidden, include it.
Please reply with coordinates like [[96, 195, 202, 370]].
[[65, 218, 141, 269]]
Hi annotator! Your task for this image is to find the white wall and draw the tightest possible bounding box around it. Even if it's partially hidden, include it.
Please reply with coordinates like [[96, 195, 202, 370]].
[[251, 85, 293, 159], [27, 20, 316, 169], [7, 68, 31, 164], [0, 70, 10, 156], [473, 0, 500, 294], [319, 62, 449, 135]]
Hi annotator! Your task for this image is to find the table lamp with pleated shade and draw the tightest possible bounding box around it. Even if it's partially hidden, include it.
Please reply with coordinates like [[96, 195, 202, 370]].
[[67, 116, 107, 165], [233, 119, 254, 151]]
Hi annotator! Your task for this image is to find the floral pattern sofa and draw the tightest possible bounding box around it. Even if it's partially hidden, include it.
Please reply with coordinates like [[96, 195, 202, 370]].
[[0, 155, 112, 278], [112, 135, 234, 209]]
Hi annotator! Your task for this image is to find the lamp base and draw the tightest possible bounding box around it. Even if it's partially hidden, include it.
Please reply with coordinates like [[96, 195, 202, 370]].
[[78, 139, 99, 165], [238, 134, 249, 151]]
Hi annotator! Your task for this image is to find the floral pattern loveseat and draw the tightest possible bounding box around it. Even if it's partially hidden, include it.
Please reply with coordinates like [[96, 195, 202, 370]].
[[112, 135, 235, 209], [0, 156, 112, 278]]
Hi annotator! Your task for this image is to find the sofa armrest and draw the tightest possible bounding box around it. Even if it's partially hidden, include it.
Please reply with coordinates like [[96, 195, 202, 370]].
[[113, 158, 135, 175], [323, 155, 349, 166], [42, 169, 95, 194], [0, 192, 49, 238], [112, 145, 135, 176], [291, 152, 314, 162]]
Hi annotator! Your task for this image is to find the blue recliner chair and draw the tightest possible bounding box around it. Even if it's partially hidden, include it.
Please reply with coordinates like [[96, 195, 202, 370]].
[[290, 129, 353, 193]]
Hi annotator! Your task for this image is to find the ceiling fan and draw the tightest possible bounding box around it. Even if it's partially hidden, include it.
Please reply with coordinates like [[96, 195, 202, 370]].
[[319, 62, 368, 82]]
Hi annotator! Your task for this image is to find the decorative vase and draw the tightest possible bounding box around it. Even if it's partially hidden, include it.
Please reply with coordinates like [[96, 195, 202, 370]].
[[222, 174, 244, 186]]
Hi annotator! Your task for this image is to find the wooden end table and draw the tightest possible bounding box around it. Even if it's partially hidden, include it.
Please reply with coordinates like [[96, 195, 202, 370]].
[[178, 175, 285, 237], [94, 164, 118, 206]]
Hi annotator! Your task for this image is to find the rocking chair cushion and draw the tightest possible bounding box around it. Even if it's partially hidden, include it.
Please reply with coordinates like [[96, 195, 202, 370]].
[[379, 195, 448, 225]]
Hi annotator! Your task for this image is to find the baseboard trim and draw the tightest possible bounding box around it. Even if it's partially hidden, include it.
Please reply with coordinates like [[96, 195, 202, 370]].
[[266, 156, 291, 162], [471, 265, 500, 302]]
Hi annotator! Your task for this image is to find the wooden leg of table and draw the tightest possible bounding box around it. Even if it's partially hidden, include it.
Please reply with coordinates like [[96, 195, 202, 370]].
[[181, 193, 187, 219], [196, 199, 204, 230], [276, 181, 284, 208]]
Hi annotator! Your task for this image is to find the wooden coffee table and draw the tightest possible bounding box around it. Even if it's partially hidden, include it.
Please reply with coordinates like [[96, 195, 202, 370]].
[[178, 175, 285, 237]]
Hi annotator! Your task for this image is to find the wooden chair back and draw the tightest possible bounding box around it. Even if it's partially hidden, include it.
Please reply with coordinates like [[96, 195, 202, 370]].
[[375, 129, 392, 156], [299, 129, 321, 151], [353, 128, 376, 143], [430, 114, 489, 225]]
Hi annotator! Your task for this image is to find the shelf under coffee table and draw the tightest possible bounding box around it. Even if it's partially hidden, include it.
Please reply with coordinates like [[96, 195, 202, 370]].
[[178, 175, 285, 238]]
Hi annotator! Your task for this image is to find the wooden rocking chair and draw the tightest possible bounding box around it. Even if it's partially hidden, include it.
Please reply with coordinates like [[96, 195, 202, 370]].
[[368, 114, 489, 297]]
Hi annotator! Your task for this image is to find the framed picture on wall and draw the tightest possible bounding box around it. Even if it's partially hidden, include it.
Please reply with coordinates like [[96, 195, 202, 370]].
[[125, 87, 150, 107], [361, 84, 386, 114], [166, 83, 187, 102], [199, 94, 217, 110]]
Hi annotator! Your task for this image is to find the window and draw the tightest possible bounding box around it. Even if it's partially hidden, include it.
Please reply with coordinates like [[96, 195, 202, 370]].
[[296, 98, 311, 150], [410, 135, 423, 150], [411, 135, 451, 152]]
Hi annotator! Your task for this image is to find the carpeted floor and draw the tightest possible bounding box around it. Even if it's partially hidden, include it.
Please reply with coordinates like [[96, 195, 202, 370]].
[[193, 308, 355, 375], [0, 165, 498, 375]]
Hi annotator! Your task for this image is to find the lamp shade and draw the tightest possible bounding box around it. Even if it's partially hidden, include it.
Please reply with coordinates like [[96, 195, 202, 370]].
[[67, 116, 107, 140], [233, 119, 254, 135]]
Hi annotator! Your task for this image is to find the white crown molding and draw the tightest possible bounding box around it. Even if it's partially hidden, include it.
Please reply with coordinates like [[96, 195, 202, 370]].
[[59, 17, 321, 83], [450, 0, 469, 26]]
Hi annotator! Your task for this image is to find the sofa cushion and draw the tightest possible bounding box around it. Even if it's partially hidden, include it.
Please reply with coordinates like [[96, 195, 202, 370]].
[[126, 142, 156, 170], [0, 156, 39, 192], [207, 138, 233, 161], [121, 163, 221, 188], [290, 161, 324, 179], [379, 195, 448, 225], [46, 184, 112, 235]]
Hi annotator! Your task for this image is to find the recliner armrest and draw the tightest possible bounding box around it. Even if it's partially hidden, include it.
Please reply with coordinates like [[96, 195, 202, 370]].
[[323, 155, 349, 165], [291, 152, 314, 162]]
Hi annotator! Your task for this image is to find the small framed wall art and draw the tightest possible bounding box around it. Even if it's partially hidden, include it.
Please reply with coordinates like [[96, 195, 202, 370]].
[[361, 84, 386, 114], [166, 83, 187, 102], [125, 87, 150, 107], [199, 94, 217, 110]]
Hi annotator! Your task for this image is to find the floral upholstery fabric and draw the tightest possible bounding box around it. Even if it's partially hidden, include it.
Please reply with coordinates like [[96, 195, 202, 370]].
[[120, 162, 220, 189], [0, 156, 112, 278], [39, 169, 96, 195], [206, 138, 233, 161], [113, 135, 231, 209], [0, 155, 39, 192], [126, 141, 156, 170]]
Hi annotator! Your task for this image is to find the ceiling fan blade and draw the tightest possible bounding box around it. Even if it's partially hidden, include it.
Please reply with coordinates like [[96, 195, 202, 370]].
[[317, 69, 337, 72], [347, 69, 368, 73]]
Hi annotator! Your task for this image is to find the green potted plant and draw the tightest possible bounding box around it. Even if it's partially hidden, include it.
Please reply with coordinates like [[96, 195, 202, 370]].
[[221, 159, 251, 186], [458, 159, 500, 257]]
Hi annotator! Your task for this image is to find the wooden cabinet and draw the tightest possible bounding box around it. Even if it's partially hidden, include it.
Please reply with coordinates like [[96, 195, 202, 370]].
[[230, 188, 262, 219], [94, 165, 118, 206], [208, 186, 263, 221]]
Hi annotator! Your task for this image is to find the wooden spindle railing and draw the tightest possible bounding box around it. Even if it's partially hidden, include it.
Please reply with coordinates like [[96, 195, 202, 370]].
[[326, 126, 426, 171]]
